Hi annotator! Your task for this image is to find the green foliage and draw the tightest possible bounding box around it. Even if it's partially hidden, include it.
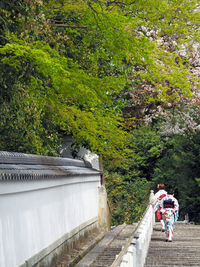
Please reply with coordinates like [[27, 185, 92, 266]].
[[1, 0, 200, 156], [104, 127, 162, 224], [105, 123, 200, 224], [0, 89, 60, 155], [105, 171, 150, 225], [45, 0, 200, 103], [0, 40, 126, 156], [127, 128, 163, 180], [152, 132, 200, 222]]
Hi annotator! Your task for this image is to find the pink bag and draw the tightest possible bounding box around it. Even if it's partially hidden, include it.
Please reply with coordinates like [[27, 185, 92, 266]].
[[156, 208, 162, 220]]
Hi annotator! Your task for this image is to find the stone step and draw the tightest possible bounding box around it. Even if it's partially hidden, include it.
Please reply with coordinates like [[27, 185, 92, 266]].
[[75, 223, 137, 267], [144, 223, 200, 267], [57, 222, 200, 267]]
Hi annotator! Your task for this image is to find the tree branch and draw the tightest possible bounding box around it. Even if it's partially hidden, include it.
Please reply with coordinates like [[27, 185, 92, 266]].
[[0, 35, 11, 42], [107, 1, 136, 6], [50, 24, 88, 29]]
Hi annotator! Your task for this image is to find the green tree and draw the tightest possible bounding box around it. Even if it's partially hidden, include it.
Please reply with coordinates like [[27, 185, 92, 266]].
[[1, 0, 200, 157], [153, 131, 200, 222], [104, 126, 164, 224]]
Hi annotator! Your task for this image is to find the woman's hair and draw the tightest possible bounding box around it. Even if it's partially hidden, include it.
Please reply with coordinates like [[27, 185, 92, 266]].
[[169, 189, 175, 195], [157, 184, 165, 190]]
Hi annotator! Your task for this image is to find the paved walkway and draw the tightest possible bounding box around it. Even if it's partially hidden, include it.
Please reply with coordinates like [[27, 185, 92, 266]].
[[55, 224, 136, 267], [56, 222, 200, 267], [144, 223, 200, 267], [75, 224, 136, 267]]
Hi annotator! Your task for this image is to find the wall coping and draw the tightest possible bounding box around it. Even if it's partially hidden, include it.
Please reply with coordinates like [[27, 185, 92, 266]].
[[0, 151, 101, 181], [0, 151, 85, 166]]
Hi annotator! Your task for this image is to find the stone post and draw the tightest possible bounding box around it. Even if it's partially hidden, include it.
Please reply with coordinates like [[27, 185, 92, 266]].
[[98, 185, 111, 231], [149, 190, 155, 225], [149, 190, 154, 204]]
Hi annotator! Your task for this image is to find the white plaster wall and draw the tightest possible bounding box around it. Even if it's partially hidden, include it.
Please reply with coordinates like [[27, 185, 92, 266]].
[[0, 175, 100, 267]]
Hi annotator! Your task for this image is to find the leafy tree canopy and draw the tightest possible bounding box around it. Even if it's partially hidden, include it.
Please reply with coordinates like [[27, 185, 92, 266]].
[[0, 0, 200, 159]]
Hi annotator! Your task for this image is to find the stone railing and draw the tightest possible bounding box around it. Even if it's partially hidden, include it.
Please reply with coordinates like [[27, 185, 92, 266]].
[[111, 190, 155, 267], [0, 151, 109, 267]]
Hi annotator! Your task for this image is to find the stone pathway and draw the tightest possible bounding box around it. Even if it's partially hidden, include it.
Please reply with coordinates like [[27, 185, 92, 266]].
[[55, 229, 105, 267], [144, 223, 200, 267], [75, 224, 137, 267], [56, 222, 200, 267]]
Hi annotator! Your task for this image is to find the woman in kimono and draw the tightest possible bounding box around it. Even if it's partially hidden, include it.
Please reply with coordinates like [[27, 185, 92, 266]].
[[160, 189, 179, 242], [152, 184, 167, 231]]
